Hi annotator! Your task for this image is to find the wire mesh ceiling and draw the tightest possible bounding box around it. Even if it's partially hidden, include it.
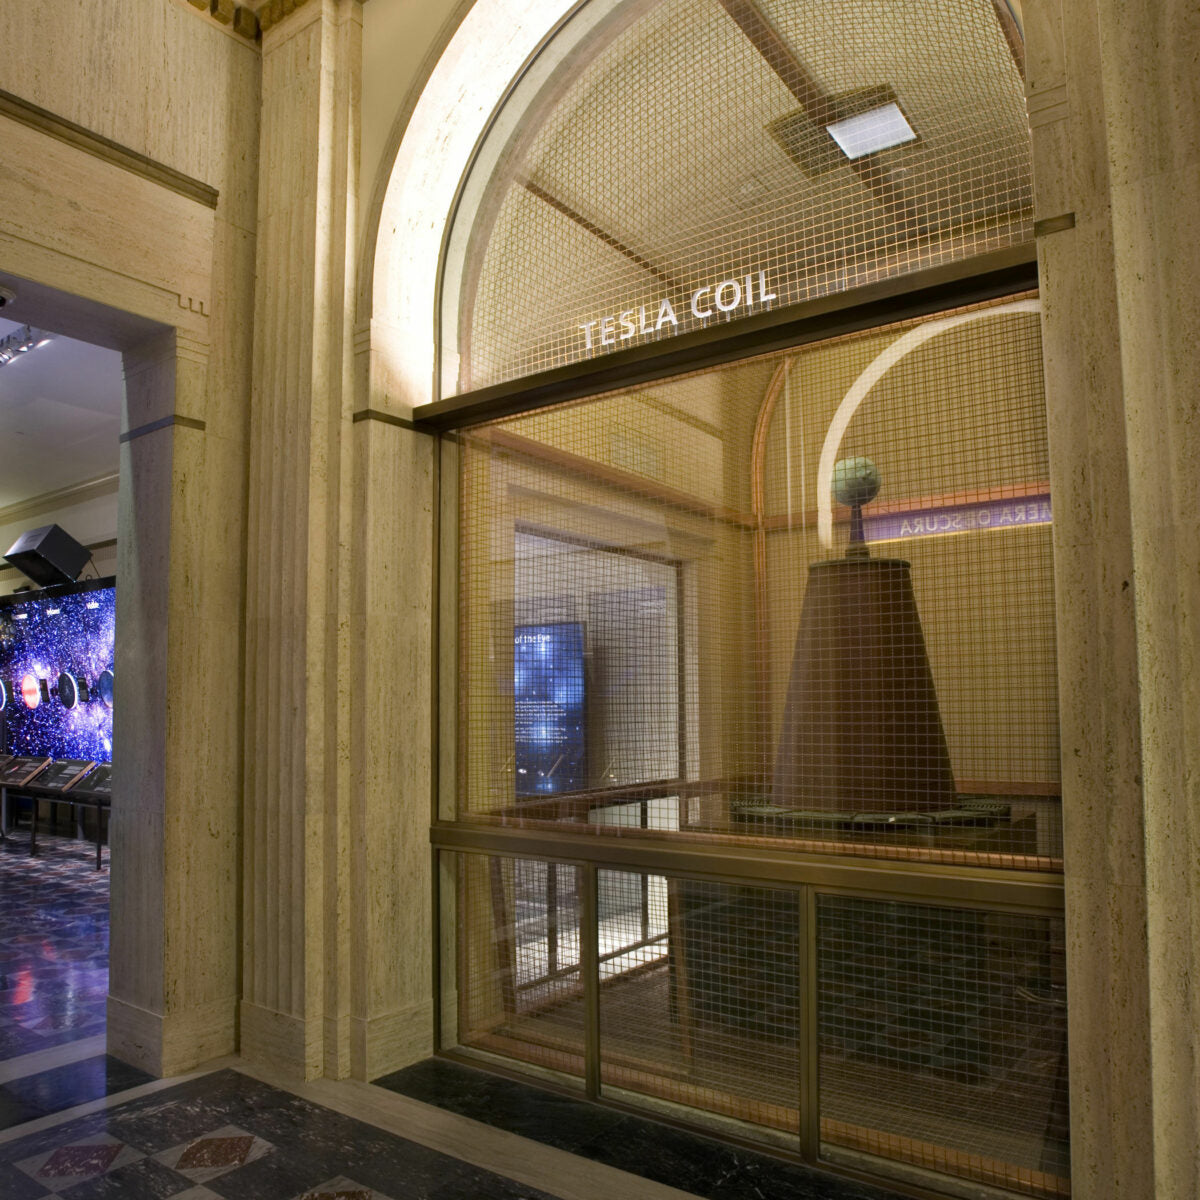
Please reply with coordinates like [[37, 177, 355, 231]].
[[440, 0, 1031, 396]]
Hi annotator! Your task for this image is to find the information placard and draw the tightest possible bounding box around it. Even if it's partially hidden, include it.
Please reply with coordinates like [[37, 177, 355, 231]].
[[514, 622, 586, 797]]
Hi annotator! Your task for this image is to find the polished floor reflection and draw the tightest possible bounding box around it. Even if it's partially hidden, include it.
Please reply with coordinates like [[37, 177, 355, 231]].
[[0, 833, 108, 1064]]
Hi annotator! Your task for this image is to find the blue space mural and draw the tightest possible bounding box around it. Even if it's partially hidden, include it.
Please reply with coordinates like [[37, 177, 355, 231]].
[[0, 582, 115, 761]]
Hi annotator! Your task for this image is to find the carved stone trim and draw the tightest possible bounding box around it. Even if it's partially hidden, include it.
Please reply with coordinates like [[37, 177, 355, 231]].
[[0, 474, 119, 526], [185, 0, 261, 41], [0, 89, 220, 209], [257, 0, 315, 34], [119, 414, 208, 443]]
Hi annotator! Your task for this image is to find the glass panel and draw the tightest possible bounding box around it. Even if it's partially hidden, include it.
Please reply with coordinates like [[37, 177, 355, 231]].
[[817, 894, 1069, 1197], [441, 0, 1032, 394], [455, 853, 585, 1077], [514, 531, 680, 796], [598, 871, 801, 1134], [456, 295, 1061, 870]]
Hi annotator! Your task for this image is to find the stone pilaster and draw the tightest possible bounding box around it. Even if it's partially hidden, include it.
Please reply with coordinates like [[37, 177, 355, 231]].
[[1094, 1, 1200, 1194], [241, 0, 361, 1080], [347, 320, 437, 1081], [1032, 0, 1200, 1194], [108, 328, 244, 1077]]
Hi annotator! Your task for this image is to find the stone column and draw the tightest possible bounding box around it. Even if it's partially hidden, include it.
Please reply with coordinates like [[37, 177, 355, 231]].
[[1031, 0, 1200, 1194], [108, 326, 245, 1076], [241, 0, 361, 1079], [347, 317, 436, 1079], [1094, 1, 1200, 1194]]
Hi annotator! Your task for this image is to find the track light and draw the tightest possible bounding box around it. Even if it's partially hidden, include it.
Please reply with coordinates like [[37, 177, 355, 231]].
[[0, 325, 52, 366]]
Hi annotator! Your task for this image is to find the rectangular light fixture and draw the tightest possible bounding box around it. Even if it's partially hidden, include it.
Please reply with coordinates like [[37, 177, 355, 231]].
[[826, 102, 917, 160]]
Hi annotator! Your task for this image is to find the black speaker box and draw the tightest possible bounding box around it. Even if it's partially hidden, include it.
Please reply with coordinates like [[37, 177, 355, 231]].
[[4, 525, 91, 587]]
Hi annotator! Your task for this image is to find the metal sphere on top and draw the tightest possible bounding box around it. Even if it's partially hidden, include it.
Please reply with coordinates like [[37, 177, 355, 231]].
[[831, 456, 881, 508]]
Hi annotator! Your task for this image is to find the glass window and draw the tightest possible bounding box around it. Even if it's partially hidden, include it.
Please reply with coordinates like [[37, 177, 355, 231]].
[[451, 293, 1059, 870]]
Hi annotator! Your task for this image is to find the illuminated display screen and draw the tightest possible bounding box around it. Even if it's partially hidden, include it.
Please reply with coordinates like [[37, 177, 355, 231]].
[[0, 581, 115, 761], [514, 622, 586, 796]]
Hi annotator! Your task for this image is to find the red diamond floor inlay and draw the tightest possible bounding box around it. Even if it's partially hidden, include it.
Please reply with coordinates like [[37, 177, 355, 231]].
[[38, 1141, 122, 1178], [176, 1134, 255, 1170]]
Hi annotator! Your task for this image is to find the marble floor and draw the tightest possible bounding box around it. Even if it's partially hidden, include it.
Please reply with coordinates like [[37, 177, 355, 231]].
[[0, 834, 109, 1063], [0, 831, 910, 1200], [376, 1058, 904, 1200]]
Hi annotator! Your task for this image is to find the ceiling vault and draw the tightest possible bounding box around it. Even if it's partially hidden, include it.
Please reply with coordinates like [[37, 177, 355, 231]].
[[716, 0, 928, 236]]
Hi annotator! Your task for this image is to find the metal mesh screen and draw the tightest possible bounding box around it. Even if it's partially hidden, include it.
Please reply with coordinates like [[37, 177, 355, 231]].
[[597, 871, 802, 1132], [445, 854, 1068, 1196], [454, 853, 586, 1078], [817, 895, 1069, 1197], [441, 0, 1031, 395], [453, 293, 1060, 869]]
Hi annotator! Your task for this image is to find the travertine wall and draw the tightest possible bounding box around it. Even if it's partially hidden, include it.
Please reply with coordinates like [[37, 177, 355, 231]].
[[4, 0, 1200, 1193], [240, 0, 363, 1081], [0, 0, 259, 1074], [1029, 0, 1200, 1194]]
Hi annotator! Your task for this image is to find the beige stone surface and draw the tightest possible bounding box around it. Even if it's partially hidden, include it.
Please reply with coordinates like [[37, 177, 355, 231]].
[[0, 0, 260, 231], [1031, 0, 1200, 1194], [111, 330, 248, 1076], [349, 415, 436, 1079], [0, 0, 260, 1079], [358, 0, 472, 258], [1094, 1, 1200, 1194], [242, 0, 362, 1081]]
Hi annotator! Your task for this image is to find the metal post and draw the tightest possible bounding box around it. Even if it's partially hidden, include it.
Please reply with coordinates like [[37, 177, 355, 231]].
[[581, 861, 601, 1098], [799, 885, 820, 1162]]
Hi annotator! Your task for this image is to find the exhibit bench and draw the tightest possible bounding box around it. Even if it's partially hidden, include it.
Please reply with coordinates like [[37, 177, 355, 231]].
[[0, 756, 112, 870]]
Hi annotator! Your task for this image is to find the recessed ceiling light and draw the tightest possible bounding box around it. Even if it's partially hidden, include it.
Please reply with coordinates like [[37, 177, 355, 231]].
[[826, 102, 917, 160]]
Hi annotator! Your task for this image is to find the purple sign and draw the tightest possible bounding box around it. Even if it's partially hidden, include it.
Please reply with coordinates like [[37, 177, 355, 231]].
[[864, 494, 1051, 544]]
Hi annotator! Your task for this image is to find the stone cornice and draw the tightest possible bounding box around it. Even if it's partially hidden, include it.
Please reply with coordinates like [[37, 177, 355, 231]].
[[182, 0, 262, 41], [253, 0, 316, 34], [0, 474, 120, 528]]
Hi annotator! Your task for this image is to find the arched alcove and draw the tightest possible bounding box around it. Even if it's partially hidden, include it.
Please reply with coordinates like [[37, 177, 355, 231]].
[[436, 0, 1032, 396], [366, 0, 1031, 410], [363, 4, 1068, 1198]]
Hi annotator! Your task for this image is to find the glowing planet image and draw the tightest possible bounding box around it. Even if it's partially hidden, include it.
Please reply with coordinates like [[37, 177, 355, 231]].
[[1, 585, 115, 760], [96, 668, 114, 709], [0, 679, 6, 711]]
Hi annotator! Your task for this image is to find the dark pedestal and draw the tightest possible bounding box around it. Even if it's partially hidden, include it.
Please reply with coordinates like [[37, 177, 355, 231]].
[[772, 557, 956, 813]]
